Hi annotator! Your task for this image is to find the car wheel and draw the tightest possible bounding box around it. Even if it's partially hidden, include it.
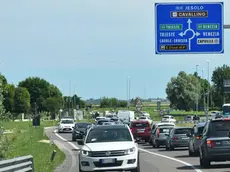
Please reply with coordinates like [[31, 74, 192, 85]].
[[199, 155, 210, 168], [72, 136, 76, 141], [169, 144, 174, 151], [155, 141, 160, 148], [149, 139, 153, 145], [188, 148, 194, 156]]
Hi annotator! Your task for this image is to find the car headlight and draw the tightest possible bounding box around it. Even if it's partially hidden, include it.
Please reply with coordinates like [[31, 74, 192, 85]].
[[81, 150, 91, 156], [124, 147, 136, 155]]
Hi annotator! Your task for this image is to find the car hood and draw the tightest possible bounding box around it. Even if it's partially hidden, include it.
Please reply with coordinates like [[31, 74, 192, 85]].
[[82, 142, 137, 151], [76, 128, 86, 132]]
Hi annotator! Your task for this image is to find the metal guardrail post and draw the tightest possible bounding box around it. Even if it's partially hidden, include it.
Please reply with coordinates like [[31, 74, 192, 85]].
[[224, 24, 230, 29]]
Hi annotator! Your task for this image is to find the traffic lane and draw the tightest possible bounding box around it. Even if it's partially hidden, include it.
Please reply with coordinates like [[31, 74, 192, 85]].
[[139, 142, 230, 172], [57, 132, 198, 172]]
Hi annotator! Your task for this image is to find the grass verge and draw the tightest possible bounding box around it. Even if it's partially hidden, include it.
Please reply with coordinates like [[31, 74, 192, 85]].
[[1, 121, 65, 172]]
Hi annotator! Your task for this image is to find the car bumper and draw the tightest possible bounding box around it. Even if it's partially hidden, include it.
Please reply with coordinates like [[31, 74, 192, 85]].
[[206, 149, 230, 161], [58, 128, 73, 132], [156, 139, 167, 145], [171, 140, 189, 147], [79, 154, 138, 171]]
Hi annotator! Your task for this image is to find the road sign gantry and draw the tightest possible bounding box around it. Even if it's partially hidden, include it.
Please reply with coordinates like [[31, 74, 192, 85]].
[[155, 2, 224, 54]]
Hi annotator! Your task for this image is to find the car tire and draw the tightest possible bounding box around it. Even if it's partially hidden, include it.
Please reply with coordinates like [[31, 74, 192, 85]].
[[199, 155, 210, 168], [169, 144, 174, 151], [155, 141, 160, 148], [188, 149, 194, 156], [149, 139, 153, 145], [72, 137, 76, 141]]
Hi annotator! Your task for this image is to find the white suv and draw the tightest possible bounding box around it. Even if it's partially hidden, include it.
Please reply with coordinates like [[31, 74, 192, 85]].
[[78, 124, 140, 172], [57, 117, 75, 133]]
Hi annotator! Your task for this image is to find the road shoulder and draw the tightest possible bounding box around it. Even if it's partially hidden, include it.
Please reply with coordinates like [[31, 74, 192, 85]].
[[45, 127, 80, 172]]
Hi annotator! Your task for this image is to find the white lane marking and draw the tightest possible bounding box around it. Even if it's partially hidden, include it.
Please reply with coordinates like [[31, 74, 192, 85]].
[[139, 148, 202, 172], [54, 129, 80, 150]]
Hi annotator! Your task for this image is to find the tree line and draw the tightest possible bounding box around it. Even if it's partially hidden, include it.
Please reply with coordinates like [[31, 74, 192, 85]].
[[166, 64, 230, 111], [0, 74, 87, 120]]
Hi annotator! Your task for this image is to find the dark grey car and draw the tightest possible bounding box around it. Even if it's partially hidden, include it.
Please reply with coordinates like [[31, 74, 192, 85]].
[[188, 122, 206, 156], [72, 122, 91, 142], [199, 118, 230, 168], [165, 127, 193, 150]]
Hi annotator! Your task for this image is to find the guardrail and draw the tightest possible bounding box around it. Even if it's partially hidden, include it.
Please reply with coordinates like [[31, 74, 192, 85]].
[[0, 155, 34, 172]]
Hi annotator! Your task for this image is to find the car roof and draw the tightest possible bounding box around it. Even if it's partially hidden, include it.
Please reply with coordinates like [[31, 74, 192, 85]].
[[157, 126, 174, 128], [195, 122, 206, 127], [133, 120, 149, 123], [61, 117, 74, 120], [173, 126, 193, 129], [75, 122, 91, 124], [92, 124, 128, 130]]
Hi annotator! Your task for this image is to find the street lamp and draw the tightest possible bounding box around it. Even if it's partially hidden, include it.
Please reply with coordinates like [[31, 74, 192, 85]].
[[127, 76, 131, 107], [196, 65, 199, 114], [206, 60, 210, 121]]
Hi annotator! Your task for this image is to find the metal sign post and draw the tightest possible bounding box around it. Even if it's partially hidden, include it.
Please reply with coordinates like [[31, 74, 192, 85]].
[[155, 2, 223, 54]]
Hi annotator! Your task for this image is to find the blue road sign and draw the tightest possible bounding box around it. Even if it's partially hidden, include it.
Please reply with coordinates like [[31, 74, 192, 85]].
[[155, 2, 224, 54]]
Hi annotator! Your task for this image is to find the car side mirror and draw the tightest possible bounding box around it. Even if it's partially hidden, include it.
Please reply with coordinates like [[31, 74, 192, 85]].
[[78, 141, 84, 145]]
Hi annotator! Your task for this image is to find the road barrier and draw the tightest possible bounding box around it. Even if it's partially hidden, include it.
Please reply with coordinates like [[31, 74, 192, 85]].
[[0, 155, 34, 172]]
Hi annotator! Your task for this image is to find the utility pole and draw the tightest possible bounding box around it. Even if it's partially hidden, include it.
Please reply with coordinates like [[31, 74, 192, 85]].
[[196, 65, 199, 114]]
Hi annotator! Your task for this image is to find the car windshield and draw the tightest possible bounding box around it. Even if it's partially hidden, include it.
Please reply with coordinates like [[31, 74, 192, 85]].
[[163, 116, 169, 118], [86, 128, 132, 143], [97, 120, 110, 125], [209, 120, 230, 137], [132, 122, 149, 128], [75, 123, 90, 128], [174, 128, 192, 134], [223, 106, 230, 115], [139, 117, 146, 119], [61, 120, 74, 124]]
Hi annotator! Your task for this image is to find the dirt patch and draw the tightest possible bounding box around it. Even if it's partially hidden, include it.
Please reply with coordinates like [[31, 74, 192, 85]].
[[38, 140, 50, 144]]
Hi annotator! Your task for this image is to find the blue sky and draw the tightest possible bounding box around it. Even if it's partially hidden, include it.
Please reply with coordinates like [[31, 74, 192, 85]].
[[0, 0, 229, 100]]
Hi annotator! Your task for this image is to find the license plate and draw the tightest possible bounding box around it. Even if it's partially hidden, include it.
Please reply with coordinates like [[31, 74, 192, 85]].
[[137, 130, 144, 133], [101, 159, 115, 164], [222, 141, 230, 145], [181, 137, 188, 140]]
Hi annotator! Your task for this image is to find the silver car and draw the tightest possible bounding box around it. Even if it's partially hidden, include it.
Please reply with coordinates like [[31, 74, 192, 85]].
[[165, 127, 193, 150], [188, 122, 206, 156], [151, 126, 174, 148]]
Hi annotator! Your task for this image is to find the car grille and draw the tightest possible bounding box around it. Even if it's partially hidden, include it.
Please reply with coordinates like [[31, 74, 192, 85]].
[[94, 160, 123, 167], [90, 150, 125, 157]]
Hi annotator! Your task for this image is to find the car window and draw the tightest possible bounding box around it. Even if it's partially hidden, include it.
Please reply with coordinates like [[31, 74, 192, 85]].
[[209, 120, 230, 137], [159, 128, 172, 133], [86, 128, 132, 143], [132, 122, 149, 128], [196, 126, 204, 134], [97, 120, 110, 125], [75, 123, 90, 128], [174, 128, 192, 134], [61, 120, 74, 124], [163, 116, 169, 118]]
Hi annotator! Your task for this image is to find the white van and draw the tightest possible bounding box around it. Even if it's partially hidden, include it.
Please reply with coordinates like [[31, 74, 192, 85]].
[[117, 110, 135, 123]]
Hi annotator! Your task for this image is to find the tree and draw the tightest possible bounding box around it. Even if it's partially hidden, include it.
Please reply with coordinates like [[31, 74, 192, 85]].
[[212, 64, 230, 108], [18, 77, 62, 112], [166, 71, 201, 110], [43, 97, 62, 119], [0, 74, 5, 118], [3, 84, 15, 113], [14, 87, 30, 116]]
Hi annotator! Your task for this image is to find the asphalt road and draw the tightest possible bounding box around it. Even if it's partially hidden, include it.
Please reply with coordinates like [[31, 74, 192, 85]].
[[46, 128, 230, 172]]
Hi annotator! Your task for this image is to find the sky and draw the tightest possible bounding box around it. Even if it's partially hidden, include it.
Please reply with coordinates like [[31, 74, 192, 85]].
[[0, 0, 229, 100]]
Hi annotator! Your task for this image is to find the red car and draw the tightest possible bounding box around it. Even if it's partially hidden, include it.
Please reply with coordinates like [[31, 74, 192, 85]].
[[130, 120, 151, 142]]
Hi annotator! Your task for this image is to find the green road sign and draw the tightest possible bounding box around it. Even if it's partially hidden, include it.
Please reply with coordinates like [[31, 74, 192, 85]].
[[197, 23, 219, 30], [160, 24, 183, 31]]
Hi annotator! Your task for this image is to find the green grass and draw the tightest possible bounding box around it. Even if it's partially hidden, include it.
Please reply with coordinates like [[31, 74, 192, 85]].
[[1, 121, 65, 172]]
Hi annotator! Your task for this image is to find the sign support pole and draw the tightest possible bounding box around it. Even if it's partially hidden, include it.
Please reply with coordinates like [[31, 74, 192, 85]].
[[224, 25, 230, 29]]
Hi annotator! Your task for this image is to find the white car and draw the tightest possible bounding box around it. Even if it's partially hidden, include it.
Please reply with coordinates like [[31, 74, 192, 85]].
[[78, 124, 140, 172], [57, 117, 75, 133], [161, 115, 176, 123], [138, 116, 152, 124]]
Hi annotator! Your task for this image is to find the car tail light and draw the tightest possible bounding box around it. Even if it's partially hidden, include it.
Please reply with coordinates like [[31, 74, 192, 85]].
[[207, 140, 215, 148], [172, 137, 178, 140], [157, 128, 160, 137], [145, 127, 151, 133], [223, 118, 230, 120], [196, 136, 201, 140]]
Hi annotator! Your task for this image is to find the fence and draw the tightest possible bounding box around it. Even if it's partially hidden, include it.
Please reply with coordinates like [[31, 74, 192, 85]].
[[0, 155, 34, 172]]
